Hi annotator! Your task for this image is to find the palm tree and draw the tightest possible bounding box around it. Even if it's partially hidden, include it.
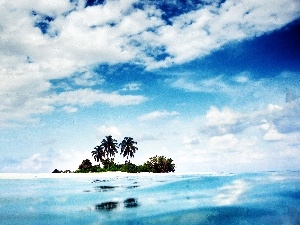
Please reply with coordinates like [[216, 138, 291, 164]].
[[91, 145, 106, 165], [119, 137, 138, 162], [100, 135, 118, 159]]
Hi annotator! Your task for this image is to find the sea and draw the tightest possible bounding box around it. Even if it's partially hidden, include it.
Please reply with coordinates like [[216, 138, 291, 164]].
[[0, 171, 299, 225]]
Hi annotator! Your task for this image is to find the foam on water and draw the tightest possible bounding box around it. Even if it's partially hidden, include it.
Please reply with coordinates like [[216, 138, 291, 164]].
[[0, 171, 299, 225]]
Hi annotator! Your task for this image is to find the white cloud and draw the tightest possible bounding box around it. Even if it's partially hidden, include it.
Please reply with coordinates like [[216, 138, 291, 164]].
[[73, 71, 105, 87], [138, 110, 180, 121], [233, 73, 249, 83], [271, 100, 300, 134], [1, 0, 299, 71], [8, 149, 93, 173], [201, 106, 248, 136], [0, 86, 147, 127], [263, 127, 286, 141], [183, 137, 200, 145], [137, 133, 159, 142], [0, 90, 54, 127], [62, 106, 78, 113], [167, 75, 243, 94], [208, 134, 239, 150], [0, 0, 298, 126], [140, 0, 300, 67], [97, 125, 122, 139], [15, 153, 48, 172], [205, 107, 242, 126], [54, 88, 147, 107], [188, 100, 300, 170], [122, 82, 142, 91], [201, 102, 291, 137], [0, 0, 153, 126]]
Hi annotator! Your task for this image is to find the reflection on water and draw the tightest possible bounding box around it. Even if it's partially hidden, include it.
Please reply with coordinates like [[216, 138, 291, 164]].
[[124, 198, 139, 208], [92, 179, 110, 183], [94, 185, 117, 192], [95, 201, 119, 211], [95, 198, 140, 212], [126, 185, 140, 189]]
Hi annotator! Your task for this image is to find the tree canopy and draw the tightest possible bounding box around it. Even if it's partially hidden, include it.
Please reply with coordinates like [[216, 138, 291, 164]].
[[100, 135, 118, 159], [119, 137, 138, 161]]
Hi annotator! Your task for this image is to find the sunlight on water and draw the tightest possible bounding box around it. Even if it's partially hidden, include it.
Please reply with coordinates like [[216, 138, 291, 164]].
[[213, 179, 249, 206]]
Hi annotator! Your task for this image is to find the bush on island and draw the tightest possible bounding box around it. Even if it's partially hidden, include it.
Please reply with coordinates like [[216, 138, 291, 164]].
[[145, 155, 175, 173], [78, 159, 93, 170], [52, 169, 62, 173]]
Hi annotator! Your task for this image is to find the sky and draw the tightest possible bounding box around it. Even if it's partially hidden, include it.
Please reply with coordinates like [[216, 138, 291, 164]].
[[0, 0, 299, 173]]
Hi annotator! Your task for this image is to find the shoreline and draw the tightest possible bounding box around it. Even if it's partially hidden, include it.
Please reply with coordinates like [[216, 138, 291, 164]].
[[0, 171, 224, 179], [0, 170, 293, 179]]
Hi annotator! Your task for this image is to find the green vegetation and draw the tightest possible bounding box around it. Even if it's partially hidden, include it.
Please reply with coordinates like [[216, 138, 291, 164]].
[[53, 135, 175, 173], [145, 155, 175, 173]]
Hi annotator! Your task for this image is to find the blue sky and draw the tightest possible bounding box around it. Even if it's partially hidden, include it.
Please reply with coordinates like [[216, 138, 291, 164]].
[[0, 0, 299, 173]]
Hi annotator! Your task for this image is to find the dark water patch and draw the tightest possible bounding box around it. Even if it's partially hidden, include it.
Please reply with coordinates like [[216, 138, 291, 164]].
[[280, 191, 300, 200], [92, 179, 109, 183], [144, 175, 228, 194], [95, 201, 119, 211], [200, 207, 274, 225], [126, 185, 140, 189], [125, 206, 275, 225], [83, 190, 91, 192], [208, 206, 273, 220], [124, 198, 139, 208], [94, 186, 117, 192]]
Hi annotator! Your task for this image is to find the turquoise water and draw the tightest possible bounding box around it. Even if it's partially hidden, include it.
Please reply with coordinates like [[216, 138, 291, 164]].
[[0, 171, 299, 224]]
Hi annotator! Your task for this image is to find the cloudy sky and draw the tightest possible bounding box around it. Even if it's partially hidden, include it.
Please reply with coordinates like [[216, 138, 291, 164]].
[[0, 0, 299, 173]]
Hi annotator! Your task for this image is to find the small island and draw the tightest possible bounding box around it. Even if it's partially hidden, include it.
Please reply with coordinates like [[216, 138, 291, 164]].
[[53, 135, 175, 174]]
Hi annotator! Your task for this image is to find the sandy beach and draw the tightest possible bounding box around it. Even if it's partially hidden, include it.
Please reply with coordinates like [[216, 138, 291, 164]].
[[0, 171, 222, 179], [0, 171, 146, 179]]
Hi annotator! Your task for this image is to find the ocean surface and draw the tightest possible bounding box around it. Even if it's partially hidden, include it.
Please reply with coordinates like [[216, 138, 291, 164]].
[[0, 171, 299, 225]]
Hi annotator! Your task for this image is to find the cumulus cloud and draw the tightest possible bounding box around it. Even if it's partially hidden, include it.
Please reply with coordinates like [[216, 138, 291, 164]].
[[199, 99, 300, 148], [0, 0, 154, 126], [201, 106, 248, 136], [262, 126, 286, 142], [97, 125, 122, 139], [138, 110, 180, 121], [205, 107, 242, 127]]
